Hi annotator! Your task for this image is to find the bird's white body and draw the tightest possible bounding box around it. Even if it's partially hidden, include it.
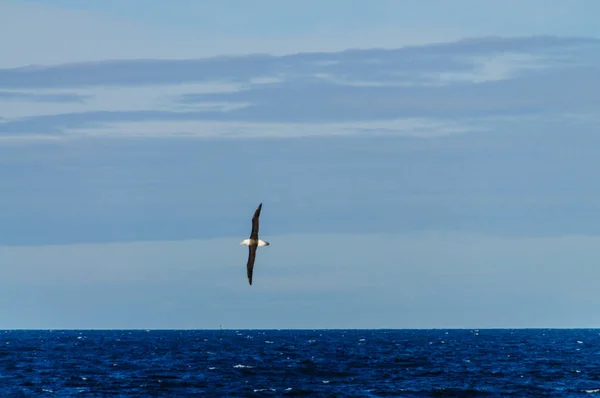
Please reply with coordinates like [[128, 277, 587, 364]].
[[240, 238, 270, 247]]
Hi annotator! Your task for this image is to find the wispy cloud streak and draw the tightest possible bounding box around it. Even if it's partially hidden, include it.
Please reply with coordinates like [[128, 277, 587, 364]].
[[0, 36, 599, 140]]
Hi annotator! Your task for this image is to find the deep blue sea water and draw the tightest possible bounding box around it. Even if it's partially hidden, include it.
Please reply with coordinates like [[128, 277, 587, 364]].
[[1, 329, 600, 396]]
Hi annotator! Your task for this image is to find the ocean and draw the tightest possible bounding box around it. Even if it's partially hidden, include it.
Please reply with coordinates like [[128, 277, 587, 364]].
[[1, 329, 599, 396]]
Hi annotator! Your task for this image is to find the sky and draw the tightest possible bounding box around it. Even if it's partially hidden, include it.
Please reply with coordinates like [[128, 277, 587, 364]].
[[1, 0, 600, 329]]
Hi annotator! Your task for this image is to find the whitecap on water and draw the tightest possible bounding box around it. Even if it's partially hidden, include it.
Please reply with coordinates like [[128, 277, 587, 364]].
[[233, 364, 254, 369]]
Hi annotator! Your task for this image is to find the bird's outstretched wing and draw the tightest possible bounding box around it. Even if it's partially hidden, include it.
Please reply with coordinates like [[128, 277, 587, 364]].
[[247, 245, 257, 285], [250, 203, 262, 240]]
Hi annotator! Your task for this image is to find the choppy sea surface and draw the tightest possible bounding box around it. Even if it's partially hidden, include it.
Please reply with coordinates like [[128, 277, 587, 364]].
[[1, 329, 600, 396]]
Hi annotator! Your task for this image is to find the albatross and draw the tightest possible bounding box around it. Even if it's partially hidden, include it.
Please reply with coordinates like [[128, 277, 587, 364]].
[[240, 203, 270, 285]]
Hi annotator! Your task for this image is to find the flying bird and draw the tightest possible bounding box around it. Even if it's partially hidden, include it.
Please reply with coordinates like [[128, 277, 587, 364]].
[[240, 203, 270, 285]]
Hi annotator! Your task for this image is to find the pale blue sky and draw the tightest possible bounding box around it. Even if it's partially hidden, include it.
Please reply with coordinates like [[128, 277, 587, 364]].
[[1, 1, 600, 329]]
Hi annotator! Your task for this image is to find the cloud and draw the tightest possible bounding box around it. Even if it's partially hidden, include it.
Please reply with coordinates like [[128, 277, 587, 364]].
[[3, 1, 600, 68], [0, 37, 599, 247], [0, 90, 88, 103], [64, 119, 470, 140], [1, 36, 599, 140], [1, 36, 595, 89], [0, 82, 242, 119], [435, 53, 550, 84], [176, 67, 600, 121]]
